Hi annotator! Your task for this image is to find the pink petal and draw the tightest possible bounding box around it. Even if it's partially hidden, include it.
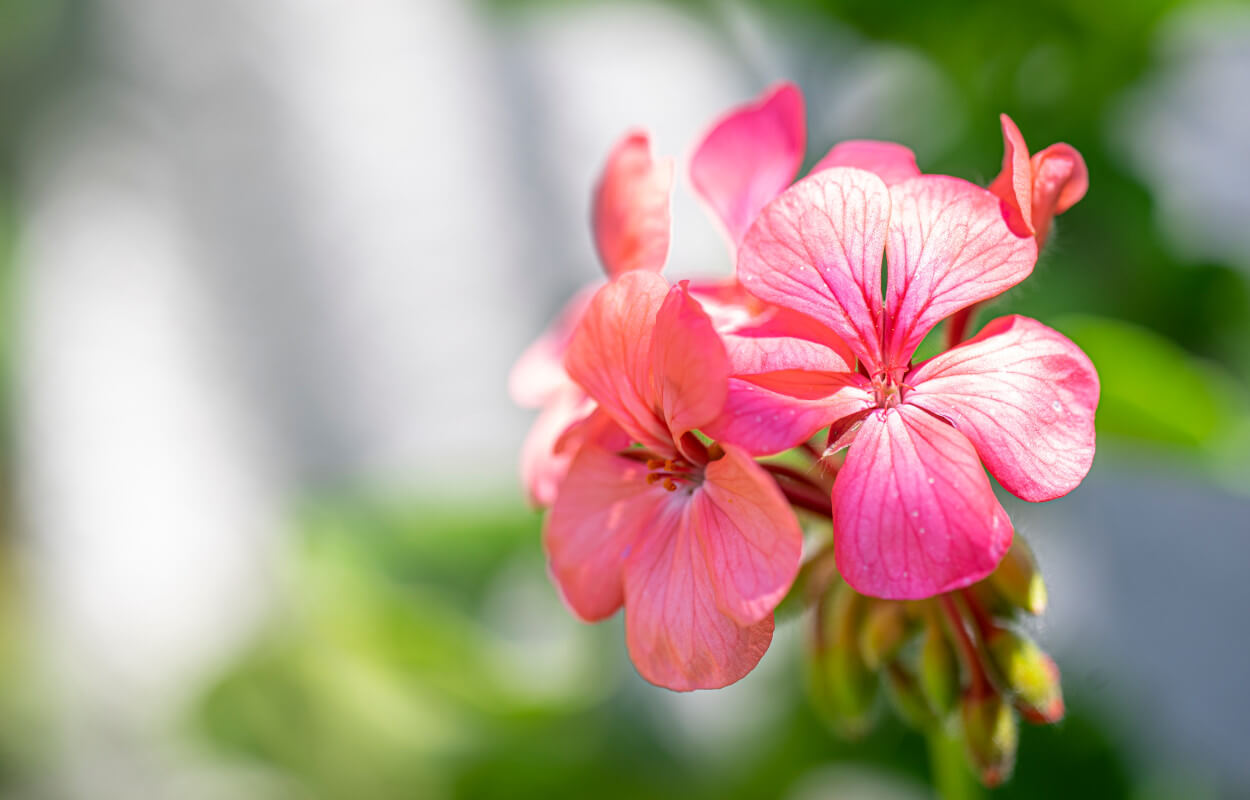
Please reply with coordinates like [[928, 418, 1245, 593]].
[[905, 315, 1099, 502], [650, 282, 729, 439], [565, 271, 673, 455], [693, 444, 803, 625], [811, 140, 922, 186], [508, 287, 595, 408], [593, 131, 673, 278], [551, 404, 630, 457], [705, 370, 874, 456], [690, 83, 806, 247], [691, 277, 856, 376], [623, 499, 774, 691], [545, 442, 668, 621], [1029, 143, 1088, 245], [834, 405, 1012, 599], [987, 113, 1035, 238], [738, 167, 891, 371], [884, 175, 1037, 366], [518, 385, 594, 508]]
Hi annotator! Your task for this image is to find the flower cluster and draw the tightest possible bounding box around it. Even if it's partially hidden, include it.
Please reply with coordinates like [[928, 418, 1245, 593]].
[[511, 83, 1096, 720]]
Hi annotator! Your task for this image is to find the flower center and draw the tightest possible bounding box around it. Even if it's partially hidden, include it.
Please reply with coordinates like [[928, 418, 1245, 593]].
[[872, 371, 907, 409], [645, 458, 700, 492]]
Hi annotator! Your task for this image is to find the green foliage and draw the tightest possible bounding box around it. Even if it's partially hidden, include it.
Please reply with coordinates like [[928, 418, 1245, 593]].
[[1052, 314, 1250, 474], [195, 501, 1144, 800]]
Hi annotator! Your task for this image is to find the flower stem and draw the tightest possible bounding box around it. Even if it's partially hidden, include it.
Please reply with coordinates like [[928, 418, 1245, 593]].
[[927, 727, 984, 800], [778, 482, 832, 517], [939, 595, 989, 696], [761, 461, 825, 489]]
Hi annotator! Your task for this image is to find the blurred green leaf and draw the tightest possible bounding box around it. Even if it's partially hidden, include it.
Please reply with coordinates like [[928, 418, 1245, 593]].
[[195, 502, 1149, 800], [1052, 314, 1250, 462]]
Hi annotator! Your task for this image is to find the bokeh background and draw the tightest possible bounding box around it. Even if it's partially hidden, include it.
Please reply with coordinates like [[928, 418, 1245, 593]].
[[1, 0, 1248, 797]]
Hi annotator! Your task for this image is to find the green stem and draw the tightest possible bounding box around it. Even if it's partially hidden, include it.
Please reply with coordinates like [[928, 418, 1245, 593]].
[[927, 728, 984, 800]]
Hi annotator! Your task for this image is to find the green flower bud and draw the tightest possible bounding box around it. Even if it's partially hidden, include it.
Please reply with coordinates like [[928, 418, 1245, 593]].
[[990, 537, 1047, 615], [919, 617, 960, 719], [883, 662, 937, 732], [775, 545, 837, 621], [960, 691, 1018, 788], [806, 583, 878, 738], [985, 628, 1065, 724], [859, 600, 911, 670]]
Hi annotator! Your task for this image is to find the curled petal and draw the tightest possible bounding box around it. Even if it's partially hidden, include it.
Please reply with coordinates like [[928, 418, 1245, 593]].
[[694, 445, 803, 625], [519, 386, 594, 507], [508, 287, 595, 408], [691, 83, 806, 247], [624, 499, 774, 691], [544, 442, 668, 621], [987, 115, 1088, 247], [884, 175, 1037, 366], [706, 370, 874, 456], [906, 315, 1099, 502], [812, 140, 922, 186], [988, 113, 1035, 238], [565, 272, 673, 455], [651, 282, 729, 439], [834, 405, 1012, 599], [593, 132, 673, 277], [738, 167, 891, 371], [1029, 143, 1088, 245]]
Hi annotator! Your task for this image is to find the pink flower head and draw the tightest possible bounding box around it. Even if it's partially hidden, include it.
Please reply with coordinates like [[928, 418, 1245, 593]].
[[988, 114, 1089, 247], [546, 271, 803, 690], [510, 132, 673, 506], [731, 167, 1099, 599], [686, 84, 924, 409]]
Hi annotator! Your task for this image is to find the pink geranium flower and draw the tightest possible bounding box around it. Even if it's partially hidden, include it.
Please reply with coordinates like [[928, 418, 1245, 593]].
[[727, 167, 1100, 599], [509, 133, 672, 506], [546, 271, 803, 690], [511, 82, 880, 506], [689, 84, 941, 431], [989, 114, 1089, 247]]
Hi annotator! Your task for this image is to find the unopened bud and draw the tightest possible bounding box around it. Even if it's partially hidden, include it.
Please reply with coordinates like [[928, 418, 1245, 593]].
[[859, 600, 911, 670], [968, 579, 1015, 619], [883, 663, 936, 732], [807, 584, 878, 738], [919, 618, 960, 719], [990, 537, 1047, 615], [985, 628, 1065, 724], [961, 691, 1018, 788], [775, 547, 838, 621]]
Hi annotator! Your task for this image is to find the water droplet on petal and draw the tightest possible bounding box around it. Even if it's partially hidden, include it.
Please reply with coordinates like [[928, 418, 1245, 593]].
[[1051, 400, 1063, 413], [927, 477, 935, 485]]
